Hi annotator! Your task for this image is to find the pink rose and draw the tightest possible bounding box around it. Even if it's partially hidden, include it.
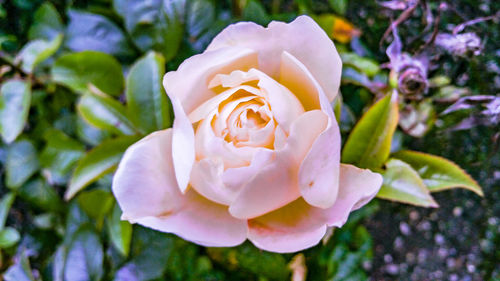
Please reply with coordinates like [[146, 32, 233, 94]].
[[112, 15, 382, 253]]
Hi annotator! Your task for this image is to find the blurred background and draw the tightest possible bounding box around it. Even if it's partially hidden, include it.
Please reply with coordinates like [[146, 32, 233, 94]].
[[0, 0, 499, 280]]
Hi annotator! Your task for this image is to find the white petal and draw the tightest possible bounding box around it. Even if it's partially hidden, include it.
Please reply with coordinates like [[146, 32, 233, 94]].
[[207, 15, 342, 101]]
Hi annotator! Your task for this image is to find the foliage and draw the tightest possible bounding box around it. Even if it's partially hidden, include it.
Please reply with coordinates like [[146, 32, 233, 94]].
[[0, 0, 498, 280]]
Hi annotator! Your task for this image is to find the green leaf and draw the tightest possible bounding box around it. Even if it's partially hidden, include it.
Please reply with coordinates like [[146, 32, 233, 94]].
[[40, 129, 85, 185], [207, 242, 289, 280], [126, 51, 172, 133], [65, 10, 135, 60], [6, 139, 39, 189], [77, 189, 114, 220], [242, 0, 270, 26], [66, 135, 140, 200], [18, 178, 63, 212], [17, 34, 63, 73], [51, 51, 124, 96], [378, 159, 438, 207], [0, 80, 31, 143], [77, 92, 137, 135], [340, 53, 380, 77], [0, 227, 21, 248], [328, 0, 348, 15], [392, 150, 483, 196], [76, 116, 111, 146], [115, 226, 174, 280], [0, 193, 15, 231], [342, 90, 399, 169], [121, 0, 185, 61], [186, 0, 215, 38], [28, 2, 63, 40], [64, 226, 104, 281], [3, 251, 36, 281], [106, 203, 132, 257]]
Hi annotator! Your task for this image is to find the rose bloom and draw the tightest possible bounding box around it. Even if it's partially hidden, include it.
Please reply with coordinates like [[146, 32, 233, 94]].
[[112, 15, 382, 253]]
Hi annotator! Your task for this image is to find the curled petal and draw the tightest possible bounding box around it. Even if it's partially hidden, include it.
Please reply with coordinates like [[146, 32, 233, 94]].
[[113, 129, 183, 219], [325, 164, 383, 226], [190, 158, 237, 205], [207, 15, 342, 101], [165, 90, 195, 193], [164, 47, 258, 114], [247, 164, 382, 252], [228, 109, 327, 219], [281, 51, 341, 209]]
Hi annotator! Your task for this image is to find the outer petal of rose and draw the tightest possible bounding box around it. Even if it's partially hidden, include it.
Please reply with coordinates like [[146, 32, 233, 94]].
[[246, 198, 327, 253], [247, 165, 382, 253], [134, 189, 248, 247], [207, 15, 342, 101], [112, 129, 183, 220], [228, 110, 326, 219], [163, 47, 258, 114], [281, 51, 341, 209], [324, 164, 383, 227], [163, 87, 195, 193]]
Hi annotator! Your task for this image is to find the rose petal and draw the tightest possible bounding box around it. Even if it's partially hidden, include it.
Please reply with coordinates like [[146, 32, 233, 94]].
[[165, 90, 195, 193], [112, 129, 183, 220], [196, 110, 257, 168], [164, 47, 258, 114], [228, 109, 327, 219], [228, 149, 299, 219], [247, 198, 328, 253], [248, 69, 304, 132], [279, 51, 320, 110], [112, 129, 247, 247], [281, 51, 341, 209], [190, 158, 237, 205], [325, 164, 383, 226], [207, 15, 342, 101], [134, 189, 248, 247], [246, 164, 382, 253]]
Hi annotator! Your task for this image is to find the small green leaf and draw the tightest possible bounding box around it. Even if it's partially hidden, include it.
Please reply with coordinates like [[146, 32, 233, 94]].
[[17, 34, 63, 73], [18, 178, 63, 212], [0, 193, 15, 230], [40, 129, 85, 185], [392, 150, 483, 196], [115, 226, 174, 280], [77, 189, 114, 220], [126, 51, 172, 133], [0, 80, 31, 144], [65, 10, 135, 60], [28, 2, 64, 40], [122, 0, 185, 61], [186, 0, 216, 38], [75, 116, 110, 146], [378, 159, 438, 207], [51, 51, 124, 96], [106, 203, 132, 257], [66, 135, 140, 200], [0, 227, 21, 248], [342, 90, 399, 169], [242, 0, 270, 25], [77, 92, 137, 135], [340, 53, 380, 77], [6, 139, 39, 189], [64, 226, 104, 281], [328, 0, 348, 15]]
